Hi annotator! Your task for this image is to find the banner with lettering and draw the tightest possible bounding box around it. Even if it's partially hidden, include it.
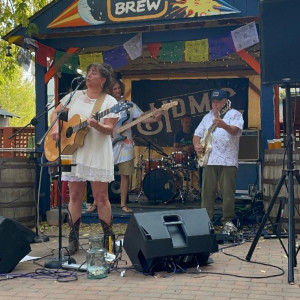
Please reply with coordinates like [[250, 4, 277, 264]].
[[131, 78, 249, 147], [48, 0, 240, 28]]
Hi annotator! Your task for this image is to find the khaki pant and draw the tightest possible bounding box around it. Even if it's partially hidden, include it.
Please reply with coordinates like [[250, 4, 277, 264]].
[[201, 165, 237, 224]]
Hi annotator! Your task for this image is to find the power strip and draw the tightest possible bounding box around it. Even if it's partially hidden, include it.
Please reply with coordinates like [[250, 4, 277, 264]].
[[61, 252, 116, 272]]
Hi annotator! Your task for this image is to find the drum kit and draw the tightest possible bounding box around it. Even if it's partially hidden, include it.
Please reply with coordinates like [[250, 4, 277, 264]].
[[134, 137, 200, 204]]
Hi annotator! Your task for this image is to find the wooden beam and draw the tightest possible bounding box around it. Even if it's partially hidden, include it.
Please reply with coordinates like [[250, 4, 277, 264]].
[[44, 47, 79, 84], [274, 86, 280, 138]]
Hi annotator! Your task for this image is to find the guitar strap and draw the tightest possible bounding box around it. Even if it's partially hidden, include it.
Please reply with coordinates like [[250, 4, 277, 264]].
[[91, 93, 106, 117]]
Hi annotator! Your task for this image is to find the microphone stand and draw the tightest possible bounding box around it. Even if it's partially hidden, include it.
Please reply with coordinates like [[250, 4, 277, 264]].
[[140, 137, 168, 204], [8, 103, 60, 243], [38, 80, 83, 269]]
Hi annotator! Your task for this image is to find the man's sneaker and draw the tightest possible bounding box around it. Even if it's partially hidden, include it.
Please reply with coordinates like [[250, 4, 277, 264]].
[[223, 222, 238, 234]]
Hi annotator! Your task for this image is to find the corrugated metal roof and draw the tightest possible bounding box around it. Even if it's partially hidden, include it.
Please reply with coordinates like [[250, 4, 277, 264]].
[[0, 107, 20, 118]]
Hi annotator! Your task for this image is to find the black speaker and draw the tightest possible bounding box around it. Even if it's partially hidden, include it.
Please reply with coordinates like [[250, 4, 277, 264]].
[[260, 0, 300, 85], [123, 208, 218, 273], [0, 217, 32, 273]]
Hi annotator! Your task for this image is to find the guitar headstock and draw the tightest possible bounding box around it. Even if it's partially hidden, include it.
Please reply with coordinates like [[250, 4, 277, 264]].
[[111, 101, 133, 113], [219, 100, 231, 118], [161, 101, 179, 111]]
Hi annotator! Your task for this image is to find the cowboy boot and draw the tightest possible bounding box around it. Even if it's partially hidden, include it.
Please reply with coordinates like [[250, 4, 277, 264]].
[[100, 217, 114, 252], [64, 218, 81, 256]]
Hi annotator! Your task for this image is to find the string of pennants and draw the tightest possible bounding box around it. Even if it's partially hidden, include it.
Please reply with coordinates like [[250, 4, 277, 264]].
[[17, 21, 259, 74]]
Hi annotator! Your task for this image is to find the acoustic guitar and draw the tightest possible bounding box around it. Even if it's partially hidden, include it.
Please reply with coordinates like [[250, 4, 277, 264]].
[[44, 101, 133, 162], [112, 101, 178, 146], [197, 100, 231, 167]]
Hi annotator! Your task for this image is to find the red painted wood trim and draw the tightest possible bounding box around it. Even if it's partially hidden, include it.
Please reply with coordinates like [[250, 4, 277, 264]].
[[236, 49, 261, 74], [44, 47, 79, 84]]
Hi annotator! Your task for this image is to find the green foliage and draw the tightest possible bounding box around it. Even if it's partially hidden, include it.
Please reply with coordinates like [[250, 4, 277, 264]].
[[0, 0, 51, 125], [0, 0, 52, 78], [0, 67, 35, 126], [26, 23, 39, 37]]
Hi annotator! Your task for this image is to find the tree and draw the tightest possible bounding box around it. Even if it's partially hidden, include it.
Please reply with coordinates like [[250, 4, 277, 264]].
[[0, 0, 52, 125], [0, 67, 35, 126]]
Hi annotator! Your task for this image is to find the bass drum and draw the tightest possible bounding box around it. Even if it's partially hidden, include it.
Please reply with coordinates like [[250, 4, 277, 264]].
[[142, 168, 181, 203]]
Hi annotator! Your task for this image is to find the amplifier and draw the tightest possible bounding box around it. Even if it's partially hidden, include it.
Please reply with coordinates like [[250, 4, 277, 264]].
[[239, 130, 260, 161]]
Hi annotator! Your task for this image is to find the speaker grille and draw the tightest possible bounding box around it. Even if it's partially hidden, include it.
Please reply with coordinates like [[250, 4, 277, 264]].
[[260, 0, 300, 85], [239, 130, 260, 161]]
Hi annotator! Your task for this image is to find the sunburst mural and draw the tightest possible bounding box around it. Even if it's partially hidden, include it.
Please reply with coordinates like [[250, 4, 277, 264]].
[[48, 0, 239, 29], [169, 0, 239, 18]]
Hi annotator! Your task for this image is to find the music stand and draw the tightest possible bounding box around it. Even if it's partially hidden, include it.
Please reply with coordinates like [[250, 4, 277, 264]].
[[37, 80, 83, 268], [246, 82, 300, 284]]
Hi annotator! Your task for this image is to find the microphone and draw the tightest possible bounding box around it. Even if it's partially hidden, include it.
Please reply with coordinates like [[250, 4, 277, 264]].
[[73, 75, 86, 84]]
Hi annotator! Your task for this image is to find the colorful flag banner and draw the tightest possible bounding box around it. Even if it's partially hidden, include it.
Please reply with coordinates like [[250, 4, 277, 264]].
[[185, 39, 209, 62], [208, 34, 235, 60], [24, 38, 38, 49], [231, 21, 259, 52], [16, 48, 32, 72], [54, 50, 79, 74], [35, 41, 56, 68], [123, 33, 142, 60], [79, 52, 103, 71], [103, 46, 128, 69], [158, 41, 184, 62], [147, 42, 162, 59]]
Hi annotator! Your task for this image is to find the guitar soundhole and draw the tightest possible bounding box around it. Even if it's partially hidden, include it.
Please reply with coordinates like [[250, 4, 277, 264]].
[[66, 127, 73, 138]]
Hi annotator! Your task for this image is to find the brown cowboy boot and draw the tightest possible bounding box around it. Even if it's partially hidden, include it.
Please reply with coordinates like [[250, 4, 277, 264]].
[[64, 218, 81, 256], [100, 217, 114, 252]]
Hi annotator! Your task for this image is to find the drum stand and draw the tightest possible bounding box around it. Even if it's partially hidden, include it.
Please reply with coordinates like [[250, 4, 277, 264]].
[[134, 153, 146, 202], [180, 169, 199, 203], [135, 137, 168, 204]]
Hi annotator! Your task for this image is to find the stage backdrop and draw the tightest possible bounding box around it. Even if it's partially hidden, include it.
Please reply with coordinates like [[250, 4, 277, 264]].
[[131, 78, 249, 147]]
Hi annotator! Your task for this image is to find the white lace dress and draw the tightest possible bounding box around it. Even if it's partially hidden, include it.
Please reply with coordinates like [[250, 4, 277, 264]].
[[59, 90, 118, 182]]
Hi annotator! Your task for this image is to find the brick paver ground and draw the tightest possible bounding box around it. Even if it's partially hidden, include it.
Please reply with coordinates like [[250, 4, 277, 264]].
[[1, 222, 300, 299]]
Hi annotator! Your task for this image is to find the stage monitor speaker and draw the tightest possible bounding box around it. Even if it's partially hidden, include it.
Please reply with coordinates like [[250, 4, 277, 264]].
[[260, 0, 300, 85], [0, 217, 32, 273], [238, 130, 260, 161], [123, 208, 218, 273]]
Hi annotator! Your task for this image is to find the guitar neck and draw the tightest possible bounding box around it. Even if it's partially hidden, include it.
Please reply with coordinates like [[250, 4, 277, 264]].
[[203, 124, 216, 144], [116, 109, 159, 134], [72, 108, 111, 133]]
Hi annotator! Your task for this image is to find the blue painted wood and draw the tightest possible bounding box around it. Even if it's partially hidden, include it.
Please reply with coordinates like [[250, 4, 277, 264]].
[[260, 85, 275, 155], [35, 62, 51, 219], [5, 0, 259, 39]]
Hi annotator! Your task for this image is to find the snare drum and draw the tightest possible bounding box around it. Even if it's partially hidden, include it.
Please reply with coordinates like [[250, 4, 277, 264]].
[[171, 151, 188, 168], [144, 159, 163, 173], [142, 168, 181, 203]]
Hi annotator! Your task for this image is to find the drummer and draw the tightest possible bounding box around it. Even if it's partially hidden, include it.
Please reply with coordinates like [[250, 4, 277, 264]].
[[173, 115, 195, 156], [173, 115, 201, 194]]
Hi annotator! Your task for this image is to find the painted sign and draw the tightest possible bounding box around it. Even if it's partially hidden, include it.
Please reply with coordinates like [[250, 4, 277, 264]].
[[131, 78, 249, 147], [48, 0, 240, 28]]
